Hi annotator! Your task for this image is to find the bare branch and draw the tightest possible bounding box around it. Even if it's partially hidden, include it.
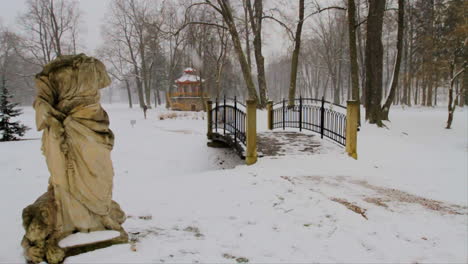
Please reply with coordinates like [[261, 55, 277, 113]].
[[173, 21, 228, 36], [302, 6, 346, 22], [262, 15, 295, 41]]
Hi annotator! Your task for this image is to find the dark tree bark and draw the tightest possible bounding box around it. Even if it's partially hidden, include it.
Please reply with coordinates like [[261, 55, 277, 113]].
[[216, 0, 259, 102], [123, 25, 145, 108], [243, 1, 252, 69], [426, 73, 433, 106], [405, 0, 413, 106], [402, 3, 412, 107], [446, 62, 466, 129], [382, 0, 405, 120], [347, 0, 361, 124], [414, 75, 419, 105], [422, 75, 427, 106], [347, 0, 360, 102], [246, 0, 268, 108], [125, 79, 133, 109], [364, 0, 386, 126], [49, 0, 62, 57], [463, 69, 468, 106], [288, 0, 305, 107], [356, 2, 367, 106]]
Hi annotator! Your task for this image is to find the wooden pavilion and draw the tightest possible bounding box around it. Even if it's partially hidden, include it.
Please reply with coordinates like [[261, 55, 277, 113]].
[[168, 68, 208, 111]]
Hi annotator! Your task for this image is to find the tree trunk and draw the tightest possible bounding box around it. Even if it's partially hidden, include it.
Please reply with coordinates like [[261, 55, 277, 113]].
[[402, 25, 410, 106], [406, 0, 413, 106], [348, 0, 360, 104], [314, 68, 320, 99], [381, 0, 405, 120], [131, 64, 145, 108], [247, 0, 268, 108], [356, 2, 366, 107], [414, 76, 419, 105], [152, 91, 156, 108], [243, 1, 252, 69], [407, 75, 412, 106], [166, 68, 174, 109], [125, 79, 133, 108], [135, 77, 145, 108], [446, 62, 465, 129], [422, 75, 427, 106], [156, 88, 162, 106], [333, 61, 342, 104], [395, 79, 400, 105], [434, 70, 439, 106], [384, 31, 391, 98], [364, 0, 386, 126], [140, 46, 151, 108], [287, 0, 305, 107], [49, 0, 62, 57], [217, 0, 259, 102], [199, 69, 207, 112], [426, 74, 433, 106], [463, 69, 468, 105]]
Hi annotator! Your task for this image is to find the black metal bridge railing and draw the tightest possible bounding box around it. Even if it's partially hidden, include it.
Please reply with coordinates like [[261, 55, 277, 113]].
[[211, 97, 247, 145], [272, 97, 347, 146]]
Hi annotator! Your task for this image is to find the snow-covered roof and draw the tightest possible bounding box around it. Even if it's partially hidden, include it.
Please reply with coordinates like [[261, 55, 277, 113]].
[[175, 68, 204, 84], [184, 67, 196, 73]]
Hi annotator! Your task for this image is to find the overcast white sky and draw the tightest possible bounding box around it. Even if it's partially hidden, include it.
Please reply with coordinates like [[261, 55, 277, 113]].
[[0, 0, 111, 53], [0, 0, 317, 59]]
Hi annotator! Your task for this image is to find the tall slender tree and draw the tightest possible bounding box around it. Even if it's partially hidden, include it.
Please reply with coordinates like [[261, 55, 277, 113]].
[[287, 0, 305, 107], [246, 0, 268, 108], [364, 0, 386, 126], [347, 0, 361, 123], [382, 0, 405, 120]]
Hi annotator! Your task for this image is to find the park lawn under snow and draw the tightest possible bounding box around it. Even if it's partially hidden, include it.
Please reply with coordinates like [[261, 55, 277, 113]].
[[0, 104, 466, 263]]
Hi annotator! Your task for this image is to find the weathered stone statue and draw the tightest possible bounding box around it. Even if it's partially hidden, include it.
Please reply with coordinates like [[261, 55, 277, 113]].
[[22, 54, 127, 264]]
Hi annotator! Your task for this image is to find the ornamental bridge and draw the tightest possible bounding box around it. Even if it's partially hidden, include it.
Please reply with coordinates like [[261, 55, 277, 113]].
[[206, 97, 359, 165]]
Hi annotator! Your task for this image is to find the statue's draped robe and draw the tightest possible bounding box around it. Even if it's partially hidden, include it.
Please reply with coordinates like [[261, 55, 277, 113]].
[[33, 55, 114, 234]]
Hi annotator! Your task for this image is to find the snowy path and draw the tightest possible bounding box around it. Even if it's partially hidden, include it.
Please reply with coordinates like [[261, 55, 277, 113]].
[[0, 105, 466, 263]]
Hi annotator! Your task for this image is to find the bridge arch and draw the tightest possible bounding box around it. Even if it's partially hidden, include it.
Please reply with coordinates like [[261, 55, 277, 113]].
[[269, 97, 348, 146]]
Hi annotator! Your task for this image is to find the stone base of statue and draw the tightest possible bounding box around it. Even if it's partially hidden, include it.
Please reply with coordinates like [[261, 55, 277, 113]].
[[21, 189, 128, 264]]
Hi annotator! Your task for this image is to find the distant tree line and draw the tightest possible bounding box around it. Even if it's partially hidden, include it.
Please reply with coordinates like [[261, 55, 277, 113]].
[[265, 0, 466, 126], [0, 0, 465, 127]]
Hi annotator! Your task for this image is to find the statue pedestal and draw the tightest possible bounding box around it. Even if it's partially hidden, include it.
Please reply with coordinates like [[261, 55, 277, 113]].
[[61, 230, 128, 260], [21, 190, 128, 264]]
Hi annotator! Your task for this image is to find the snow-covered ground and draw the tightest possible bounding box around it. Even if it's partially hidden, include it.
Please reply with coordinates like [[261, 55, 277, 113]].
[[0, 104, 466, 263]]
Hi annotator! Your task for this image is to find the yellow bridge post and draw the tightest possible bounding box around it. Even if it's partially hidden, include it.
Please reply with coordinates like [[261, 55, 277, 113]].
[[346, 100, 358, 159], [267, 101, 273, 130], [246, 100, 258, 165], [206, 100, 213, 139]]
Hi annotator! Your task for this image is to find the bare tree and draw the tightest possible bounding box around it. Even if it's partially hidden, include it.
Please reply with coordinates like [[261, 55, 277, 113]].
[[246, 0, 268, 107], [182, 0, 259, 103], [214, 0, 259, 102], [313, 11, 347, 104], [446, 62, 466, 129], [205, 23, 231, 97], [0, 26, 39, 105], [98, 39, 134, 108], [18, 0, 81, 65], [381, 0, 405, 120], [287, 0, 305, 107], [264, 0, 346, 106], [104, 0, 149, 108], [164, 1, 188, 108]]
